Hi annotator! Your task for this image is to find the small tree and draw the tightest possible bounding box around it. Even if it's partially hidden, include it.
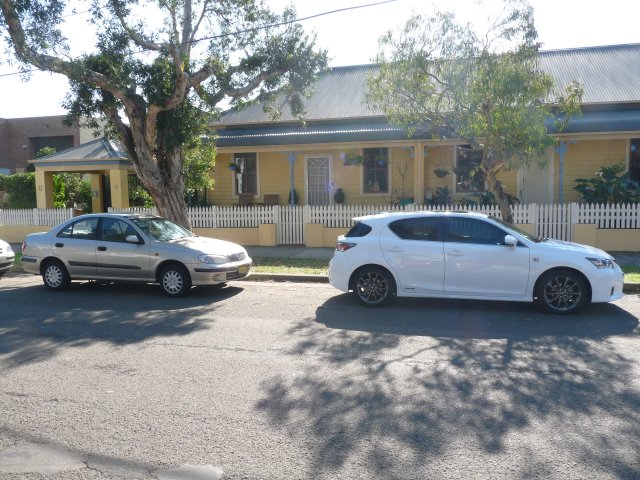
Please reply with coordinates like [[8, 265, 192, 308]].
[[367, 0, 582, 223]]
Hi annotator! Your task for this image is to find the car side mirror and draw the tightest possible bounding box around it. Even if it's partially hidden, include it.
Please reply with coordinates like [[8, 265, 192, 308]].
[[503, 235, 518, 247], [125, 234, 141, 244]]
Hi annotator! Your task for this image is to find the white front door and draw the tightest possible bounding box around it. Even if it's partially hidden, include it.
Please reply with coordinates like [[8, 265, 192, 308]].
[[306, 156, 332, 205]]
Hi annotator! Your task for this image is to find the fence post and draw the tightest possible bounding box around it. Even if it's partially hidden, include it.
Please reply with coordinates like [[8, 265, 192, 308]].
[[570, 202, 579, 241], [32, 208, 39, 226], [528, 203, 538, 236], [211, 205, 218, 228]]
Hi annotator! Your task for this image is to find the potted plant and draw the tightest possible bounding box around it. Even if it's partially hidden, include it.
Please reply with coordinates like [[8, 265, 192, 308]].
[[433, 167, 449, 178], [333, 187, 345, 204], [228, 162, 240, 171]]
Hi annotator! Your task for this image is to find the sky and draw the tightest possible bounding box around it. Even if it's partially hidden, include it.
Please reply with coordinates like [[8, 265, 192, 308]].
[[1, 0, 639, 118]]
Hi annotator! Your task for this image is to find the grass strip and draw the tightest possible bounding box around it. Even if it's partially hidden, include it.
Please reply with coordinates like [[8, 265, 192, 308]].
[[622, 265, 640, 283], [251, 257, 329, 275]]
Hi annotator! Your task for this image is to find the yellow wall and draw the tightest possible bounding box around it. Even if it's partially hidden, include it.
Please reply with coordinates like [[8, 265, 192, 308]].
[[210, 137, 628, 206], [555, 139, 627, 203], [0, 226, 51, 243]]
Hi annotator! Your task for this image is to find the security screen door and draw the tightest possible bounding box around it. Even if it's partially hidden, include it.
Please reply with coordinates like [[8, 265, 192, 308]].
[[306, 156, 331, 205]]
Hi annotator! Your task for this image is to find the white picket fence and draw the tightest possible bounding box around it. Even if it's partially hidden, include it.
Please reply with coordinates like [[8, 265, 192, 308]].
[[3, 203, 639, 246], [0, 208, 74, 227]]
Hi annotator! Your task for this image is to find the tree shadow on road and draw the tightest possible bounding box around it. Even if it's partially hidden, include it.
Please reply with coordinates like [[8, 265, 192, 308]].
[[257, 296, 640, 479], [0, 281, 243, 368]]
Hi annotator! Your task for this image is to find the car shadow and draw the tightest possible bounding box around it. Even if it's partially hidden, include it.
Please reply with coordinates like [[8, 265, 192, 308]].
[[314, 293, 639, 339], [0, 280, 244, 367]]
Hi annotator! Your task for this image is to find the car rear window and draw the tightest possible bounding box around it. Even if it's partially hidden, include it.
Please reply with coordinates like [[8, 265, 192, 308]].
[[345, 222, 372, 237]]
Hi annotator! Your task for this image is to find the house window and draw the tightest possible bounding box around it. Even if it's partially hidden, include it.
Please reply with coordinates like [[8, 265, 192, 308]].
[[455, 146, 485, 193], [233, 153, 257, 195], [363, 148, 389, 194], [630, 139, 640, 182]]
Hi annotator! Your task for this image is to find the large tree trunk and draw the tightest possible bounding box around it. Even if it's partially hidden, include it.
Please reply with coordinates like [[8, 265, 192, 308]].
[[138, 150, 191, 230], [110, 108, 192, 230], [486, 170, 514, 225]]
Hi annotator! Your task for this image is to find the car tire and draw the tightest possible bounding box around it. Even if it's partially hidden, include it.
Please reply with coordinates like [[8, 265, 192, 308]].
[[159, 264, 192, 297], [42, 259, 71, 291], [535, 269, 589, 314], [353, 266, 396, 307]]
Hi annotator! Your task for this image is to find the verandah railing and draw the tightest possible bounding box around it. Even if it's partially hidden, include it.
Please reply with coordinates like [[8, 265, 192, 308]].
[[2, 203, 639, 245]]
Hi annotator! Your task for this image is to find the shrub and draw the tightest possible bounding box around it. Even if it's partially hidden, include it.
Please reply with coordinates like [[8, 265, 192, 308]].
[[575, 163, 640, 204]]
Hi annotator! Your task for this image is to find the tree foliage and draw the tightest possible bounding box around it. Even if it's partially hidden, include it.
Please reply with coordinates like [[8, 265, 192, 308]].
[[1, 0, 327, 227], [367, 0, 583, 223]]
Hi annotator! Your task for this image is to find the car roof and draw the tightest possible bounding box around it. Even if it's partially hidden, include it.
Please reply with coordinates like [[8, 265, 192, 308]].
[[353, 210, 491, 223], [73, 213, 159, 220]]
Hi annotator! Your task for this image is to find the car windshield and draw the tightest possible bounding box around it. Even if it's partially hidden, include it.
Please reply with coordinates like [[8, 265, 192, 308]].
[[488, 216, 542, 242], [130, 217, 194, 242]]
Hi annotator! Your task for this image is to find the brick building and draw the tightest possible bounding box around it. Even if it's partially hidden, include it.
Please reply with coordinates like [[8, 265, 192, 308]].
[[0, 115, 97, 173]]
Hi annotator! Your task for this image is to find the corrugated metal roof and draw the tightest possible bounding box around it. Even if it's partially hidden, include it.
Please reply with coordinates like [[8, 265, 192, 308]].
[[32, 137, 129, 162], [218, 43, 640, 126], [539, 44, 640, 104], [219, 64, 382, 125]]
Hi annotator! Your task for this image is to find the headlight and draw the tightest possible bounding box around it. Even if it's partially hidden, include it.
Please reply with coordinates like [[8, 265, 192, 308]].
[[586, 257, 614, 269], [198, 254, 228, 264]]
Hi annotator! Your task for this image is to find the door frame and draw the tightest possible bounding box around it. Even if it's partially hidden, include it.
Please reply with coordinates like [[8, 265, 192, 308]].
[[304, 154, 333, 205]]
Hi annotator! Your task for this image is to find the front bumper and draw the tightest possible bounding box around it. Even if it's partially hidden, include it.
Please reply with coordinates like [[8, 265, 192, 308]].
[[0, 255, 15, 274], [590, 265, 624, 303], [189, 258, 253, 285]]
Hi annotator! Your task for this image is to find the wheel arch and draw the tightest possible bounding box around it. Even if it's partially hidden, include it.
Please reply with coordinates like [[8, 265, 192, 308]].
[[39, 256, 68, 275], [533, 266, 592, 303], [155, 259, 191, 283], [348, 263, 397, 292]]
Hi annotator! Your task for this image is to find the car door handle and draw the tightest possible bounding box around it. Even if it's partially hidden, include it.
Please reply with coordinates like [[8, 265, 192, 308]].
[[448, 250, 464, 257], [54, 242, 64, 248], [387, 248, 404, 253], [97, 246, 107, 251]]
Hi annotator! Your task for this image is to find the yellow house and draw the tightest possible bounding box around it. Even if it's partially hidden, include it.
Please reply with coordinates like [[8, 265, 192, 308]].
[[27, 44, 640, 211], [211, 44, 640, 207]]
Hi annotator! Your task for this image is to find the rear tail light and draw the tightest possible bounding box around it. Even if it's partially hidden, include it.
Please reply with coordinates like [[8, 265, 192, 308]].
[[22, 242, 26, 254], [336, 241, 357, 252]]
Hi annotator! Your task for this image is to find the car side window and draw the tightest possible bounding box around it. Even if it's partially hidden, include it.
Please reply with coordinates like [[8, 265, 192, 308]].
[[57, 218, 99, 240], [444, 218, 506, 245], [389, 217, 439, 241], [99, 218, 138, 243]]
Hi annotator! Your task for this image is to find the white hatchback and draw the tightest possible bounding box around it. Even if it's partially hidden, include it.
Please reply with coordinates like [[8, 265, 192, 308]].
[[328, 211, 624, 314]]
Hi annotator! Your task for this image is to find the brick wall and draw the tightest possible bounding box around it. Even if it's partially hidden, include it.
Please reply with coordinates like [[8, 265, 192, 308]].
[[0, 115, 81, 172]]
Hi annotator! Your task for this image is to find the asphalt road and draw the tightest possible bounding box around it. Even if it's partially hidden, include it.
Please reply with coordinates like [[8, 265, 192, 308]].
[[1, 273, 640, 479]]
